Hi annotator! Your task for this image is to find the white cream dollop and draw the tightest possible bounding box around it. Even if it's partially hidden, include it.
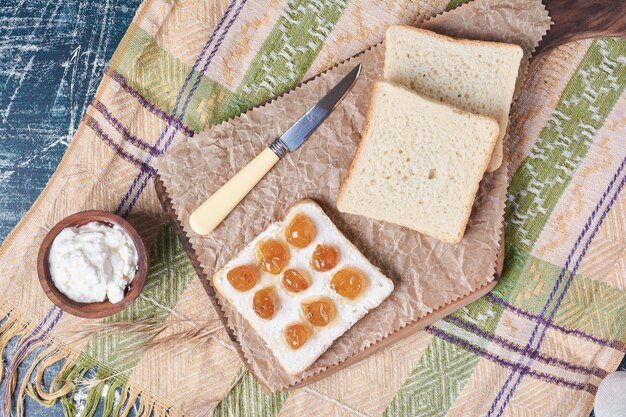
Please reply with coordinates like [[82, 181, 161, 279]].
[[48, 221, 138, 304]]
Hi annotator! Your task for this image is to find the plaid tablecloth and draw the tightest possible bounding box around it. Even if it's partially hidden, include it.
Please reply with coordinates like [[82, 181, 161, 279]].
[[0, 1, 624, 416]]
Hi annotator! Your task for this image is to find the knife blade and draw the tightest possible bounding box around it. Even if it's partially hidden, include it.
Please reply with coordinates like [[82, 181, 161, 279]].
[[271, 63, 362, 155], [189, 63, 362, 236]]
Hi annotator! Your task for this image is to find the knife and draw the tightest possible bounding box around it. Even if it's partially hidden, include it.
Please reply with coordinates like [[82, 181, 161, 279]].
[[189, 63, 362, 236]]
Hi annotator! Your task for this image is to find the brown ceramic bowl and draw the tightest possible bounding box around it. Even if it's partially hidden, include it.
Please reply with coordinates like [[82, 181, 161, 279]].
[[37, 210, 148, 319]]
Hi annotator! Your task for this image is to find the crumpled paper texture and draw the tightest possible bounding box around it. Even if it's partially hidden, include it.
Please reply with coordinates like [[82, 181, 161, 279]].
[[155, 0, 550, 391]]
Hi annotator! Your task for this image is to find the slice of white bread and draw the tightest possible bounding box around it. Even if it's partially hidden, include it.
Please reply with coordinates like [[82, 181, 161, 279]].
[[212, 200, 394, 375], [337, 81, 499, 243], [384, 25, 522, 172]]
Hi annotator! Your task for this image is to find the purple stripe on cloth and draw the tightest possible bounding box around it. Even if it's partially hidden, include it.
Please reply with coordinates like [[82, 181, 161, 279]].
[[152, 0, 238, 149], [115, 164, 152, 217], [15, 308, 63, 359], [86, 116, 156, 176], [94, 101, 162, 157], [163, 0, 249, 152], [485, 293, 626, 351], [120, 171, 152, 218], [497, 164, 626, 415], [119, 0, 248, 216], [489, 154, 626, 416], [107, 69, 194, 137], [1, 307, 63, 412], [19, 306, 57, 344], [8, 306, 59, 362], [444, 315, 608, 378], [425, 325, 598, 394]]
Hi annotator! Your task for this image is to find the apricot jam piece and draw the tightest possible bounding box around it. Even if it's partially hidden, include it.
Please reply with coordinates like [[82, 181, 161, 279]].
[[310, 244, 339, 272], [301, 299, 335, 327], [256, 239, 289, 274], [226, 265, 258, 292], [331, 268, 364, 299], [253, 287, 277, 319], [282, 269, 310, 293], [284, 213, 316, 249], [284, 323, 309, 350]]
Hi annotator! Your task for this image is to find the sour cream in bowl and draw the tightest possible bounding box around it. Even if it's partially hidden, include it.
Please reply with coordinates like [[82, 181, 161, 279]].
[[37, 211, 148, 318]]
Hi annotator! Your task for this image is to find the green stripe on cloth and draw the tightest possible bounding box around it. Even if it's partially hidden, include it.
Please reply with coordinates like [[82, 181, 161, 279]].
[[491, 244, 529, 302], [213, 370, 289, 417], [235, 0, 348, 105], [506, 38, 626, 252], [188, 82, 257, 132], [554, 275, 626, 342], [111, 24, 238, 132], [494, 248, 570, 315], [383, 336, 479, 417], [450, 294, 504, 334]]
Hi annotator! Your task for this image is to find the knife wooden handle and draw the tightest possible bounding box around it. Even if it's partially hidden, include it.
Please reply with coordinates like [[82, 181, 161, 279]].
[[189, 147, 280, 235]]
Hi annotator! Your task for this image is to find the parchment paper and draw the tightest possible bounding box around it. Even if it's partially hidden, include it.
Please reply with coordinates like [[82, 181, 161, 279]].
[[155, 0, 551, 391]]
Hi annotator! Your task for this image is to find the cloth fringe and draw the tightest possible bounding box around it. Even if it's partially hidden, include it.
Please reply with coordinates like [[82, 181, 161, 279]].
[[0, 312, 179, 417], [0, 307, 47, 417], [0, 314, 30, 384]]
